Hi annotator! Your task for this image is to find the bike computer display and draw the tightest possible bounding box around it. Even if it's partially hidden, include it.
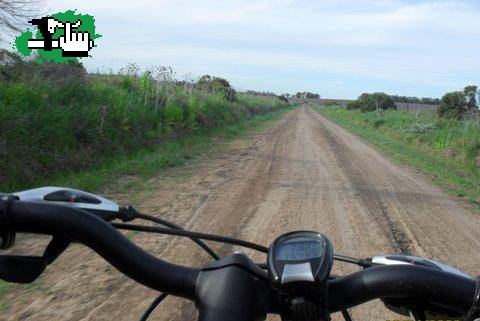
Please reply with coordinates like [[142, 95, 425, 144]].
[[268, 231, 333, 287], [276, 239, 323, 261]]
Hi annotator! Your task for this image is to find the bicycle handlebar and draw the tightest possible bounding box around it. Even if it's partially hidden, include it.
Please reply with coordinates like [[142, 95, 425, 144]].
[[327, 265, 476, 314], [3, 200, 477, 320], [8, 201, 198, 299]]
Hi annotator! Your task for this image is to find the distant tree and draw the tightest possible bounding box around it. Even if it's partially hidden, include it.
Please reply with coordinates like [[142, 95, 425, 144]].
[[244, 90, 278, 98], [278, 95, 289, 103], [464, 85, 478, 111], [420, 97, 439, 104], [292, 91, 320, 99], [370, 92, 396, 111], [388, 94, 440, 105], [437, 91, 468, 119], [196, 75, 237, 102], [351, 92, 396, 112]]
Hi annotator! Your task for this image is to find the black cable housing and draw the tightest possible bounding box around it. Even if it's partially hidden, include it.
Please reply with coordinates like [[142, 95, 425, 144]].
[[139, 293, 168, 321], [119, 208, 219, 260], [117, 209, 220, 320], [112, 221, 370, 269], [112, 222, 270, 253]]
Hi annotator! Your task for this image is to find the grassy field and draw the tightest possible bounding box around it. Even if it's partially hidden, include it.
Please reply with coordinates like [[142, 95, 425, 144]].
[[312, 105, 480, 206], [0, 56, 291, 192], [26, 105, 297, 193]]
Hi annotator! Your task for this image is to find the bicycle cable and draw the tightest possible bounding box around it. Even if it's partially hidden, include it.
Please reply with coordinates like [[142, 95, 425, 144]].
[[118, 209, 220, 321], [115, 210, 364, 320], [112, 222, 270, 253]]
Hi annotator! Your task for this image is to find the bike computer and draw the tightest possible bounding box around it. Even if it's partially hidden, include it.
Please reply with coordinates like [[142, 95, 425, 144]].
[[268, 231, 333, 288], [268, 231, 333, 321]]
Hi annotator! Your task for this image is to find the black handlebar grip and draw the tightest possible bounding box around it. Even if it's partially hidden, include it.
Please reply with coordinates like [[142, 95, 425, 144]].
[[327, 265, 476, 314], [9, 201, 199, 299], [196, 266, 269, 321]]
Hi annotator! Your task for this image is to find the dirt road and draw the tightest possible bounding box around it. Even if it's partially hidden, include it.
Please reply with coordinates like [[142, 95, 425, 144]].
[[4, 106, 480, 321]]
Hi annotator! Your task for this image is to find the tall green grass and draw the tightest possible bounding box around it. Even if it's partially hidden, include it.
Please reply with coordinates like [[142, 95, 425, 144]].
[[30, 107, 295, 193], [0, 60, 289, 191], [313, 105, 480, 202]]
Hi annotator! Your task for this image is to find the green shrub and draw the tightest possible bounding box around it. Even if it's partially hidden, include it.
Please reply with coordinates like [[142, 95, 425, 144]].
[[347, 93, 396, 112], [373, 118, 385, 128], [346, 100, 362, 110], [437, 91, 468, 119], [196, 75, 237, 102], [0, 57, 289, 190], [324, 101, 340, 107], [359, 92, 396, 112]]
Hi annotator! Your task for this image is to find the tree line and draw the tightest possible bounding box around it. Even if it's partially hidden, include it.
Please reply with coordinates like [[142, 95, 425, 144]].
[[290, 92, 321, 99], [344, 86, 478, 120], [388, 95, 440, 105], [283, 92, 440, 104], [346, 93, 396, 112]]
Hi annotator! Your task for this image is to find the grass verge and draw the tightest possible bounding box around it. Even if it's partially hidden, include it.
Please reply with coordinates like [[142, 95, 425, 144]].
[[8, 105, 297, 193], [0, 53, 291, 191], [311, 105, 480, 207]]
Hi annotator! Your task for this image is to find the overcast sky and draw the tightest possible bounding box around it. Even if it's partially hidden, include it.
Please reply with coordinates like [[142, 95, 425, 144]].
[[32, 0, 480, 98]]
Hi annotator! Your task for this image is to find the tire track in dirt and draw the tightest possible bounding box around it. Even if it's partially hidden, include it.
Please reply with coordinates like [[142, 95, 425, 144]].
[[306, 108, 414, 255], [80, 112, 298, 321]]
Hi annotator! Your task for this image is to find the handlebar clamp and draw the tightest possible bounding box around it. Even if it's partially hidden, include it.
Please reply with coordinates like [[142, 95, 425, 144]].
[[0, 194, 16, 250], [278, 287, 329, 321]]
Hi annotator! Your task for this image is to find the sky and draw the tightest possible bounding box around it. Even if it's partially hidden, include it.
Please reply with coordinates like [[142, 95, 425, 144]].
[[15, 0, 480, 98]]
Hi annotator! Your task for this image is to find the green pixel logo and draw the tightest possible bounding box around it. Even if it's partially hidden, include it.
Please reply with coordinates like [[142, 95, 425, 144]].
[[14, 10, 101, 63]]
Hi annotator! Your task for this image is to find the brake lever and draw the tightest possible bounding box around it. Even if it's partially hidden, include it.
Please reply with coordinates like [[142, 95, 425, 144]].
[[0, 236, 70, 283]]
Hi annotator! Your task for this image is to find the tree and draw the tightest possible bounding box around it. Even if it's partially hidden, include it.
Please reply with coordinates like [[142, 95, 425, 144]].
[[464, 85, 478, 111], [351, 92, 396, 112], [305, 92, 320, 99], [370, 92, 396, 111], [0, 0, 41, 41], [196, 75, 237, 102], [381, 94, 440, 104], [437, 91, 468, 119], [292, 91, 320, 99]]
